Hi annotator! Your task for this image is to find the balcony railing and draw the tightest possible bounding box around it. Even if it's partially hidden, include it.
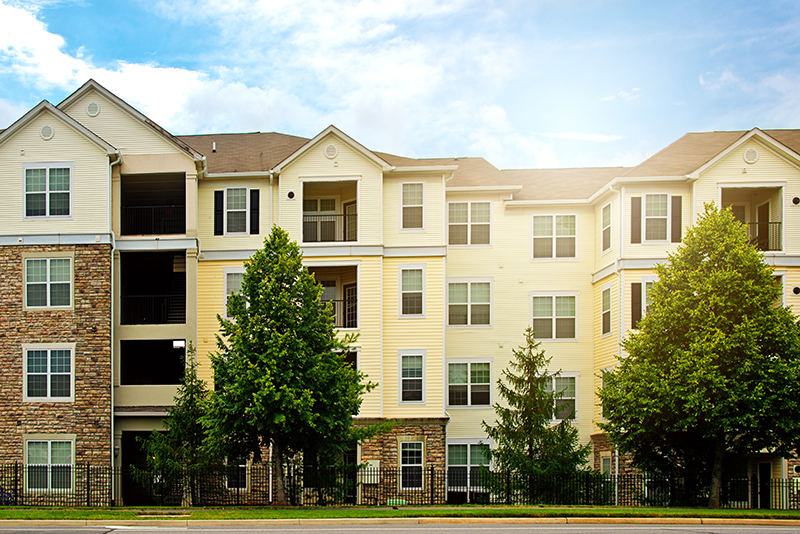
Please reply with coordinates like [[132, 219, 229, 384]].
[[121, 205, 185, 235], [303, 214, 357, 243], [120, 295, 185, 325], [746, 222, 781, 251], [322, 298, 357, 328]]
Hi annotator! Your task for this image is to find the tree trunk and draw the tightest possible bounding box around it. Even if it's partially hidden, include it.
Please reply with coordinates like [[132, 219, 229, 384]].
[[273, 440, 289, 506], [707, 434, 725, 508]]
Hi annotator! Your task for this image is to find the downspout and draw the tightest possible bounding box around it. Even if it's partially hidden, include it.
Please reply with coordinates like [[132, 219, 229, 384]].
[[109, 152, 122, 501], [269, 172, 274, 229]]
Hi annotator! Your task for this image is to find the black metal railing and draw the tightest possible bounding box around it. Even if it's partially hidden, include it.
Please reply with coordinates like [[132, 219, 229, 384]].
[[121, 205, 185, 235], [746, 221, 781, 251], [322, 298, 358, 328], [303, 214, 357, 243], [120, 294, 185, 325]]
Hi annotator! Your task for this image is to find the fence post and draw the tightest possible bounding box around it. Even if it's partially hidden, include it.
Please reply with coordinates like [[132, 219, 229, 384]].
[[429, 465, 435, 504], [13, 462, 19, 506], [86, 463, 91, 507], [505, 470, 511, 504]]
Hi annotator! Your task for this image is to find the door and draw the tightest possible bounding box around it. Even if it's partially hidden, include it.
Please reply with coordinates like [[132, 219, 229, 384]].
[[344, 201, 357, 242], [344, 284, 357, 328], [757, 203, 770, 250], [759, 462, 772, 509]]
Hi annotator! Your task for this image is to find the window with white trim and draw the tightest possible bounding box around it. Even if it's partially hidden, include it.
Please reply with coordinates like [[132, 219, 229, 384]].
[[400, 441, 423, 489], [24, 344, 74, 401], [532, 294, 577, 340], [447, 443, 490, 490], [532, 215, 576, 259], [601, 203, 611, 251], [401, 183, 423, 229], [400, 352, 424, 403], [303, 198, 337, 242], [226, 455, 248, 490], [23, 163, 72, 218], [448, 202, 490, 245], [642, 276, 657, 317], [545, 374, 577, 421], [400, 266, 424, 317], [448, 281, 490, 326], [224, 267, 245, 319], [644, 194, 668, 241], [225, 187, 248, 234], [26, 440, 73, 490], [601, 286, 612, 336], [25, 258, 71, 308], [448, 362, 490, 406]]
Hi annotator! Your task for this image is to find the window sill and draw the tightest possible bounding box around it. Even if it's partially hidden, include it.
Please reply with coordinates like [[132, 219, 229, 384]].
[[530, 257, 579, 262]]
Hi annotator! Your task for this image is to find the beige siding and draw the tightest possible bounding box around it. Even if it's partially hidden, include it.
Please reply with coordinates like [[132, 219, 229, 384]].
[[595, 195, 620, 271], [623, 185, 691, 259], [384, 173, 446, 248], [0, 110, 110, 234], [198, 178, 272, 250]]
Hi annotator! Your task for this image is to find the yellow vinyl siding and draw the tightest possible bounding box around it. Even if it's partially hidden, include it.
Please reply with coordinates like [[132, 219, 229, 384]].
[[595, 196, 619, 269], [623, 185, 691, 258], [384, 174, 446, 247], [198, 178, 270, 250], [0, 111, 110, 234]]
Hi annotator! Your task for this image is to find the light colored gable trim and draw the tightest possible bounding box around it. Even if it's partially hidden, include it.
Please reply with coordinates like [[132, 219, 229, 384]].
[[272, 125, 392, 173], [0, 101, 117, 155], [691, 128, 800, 177]]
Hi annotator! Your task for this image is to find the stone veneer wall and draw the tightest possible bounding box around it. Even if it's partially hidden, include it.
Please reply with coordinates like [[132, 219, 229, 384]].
[[0, 244, 112, 465], [358, 418, 448, 470], [591, 433, 635, 476]]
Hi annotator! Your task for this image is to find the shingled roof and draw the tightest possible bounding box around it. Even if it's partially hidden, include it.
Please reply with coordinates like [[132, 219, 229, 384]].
[[178, 132, 309, 173], [501, 167, 632, 201]]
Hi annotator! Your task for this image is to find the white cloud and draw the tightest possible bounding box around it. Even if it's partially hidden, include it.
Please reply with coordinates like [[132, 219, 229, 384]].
[[600, 88, 640, 102], [0, 96, 29, 128], [541, 132, 625, 142]]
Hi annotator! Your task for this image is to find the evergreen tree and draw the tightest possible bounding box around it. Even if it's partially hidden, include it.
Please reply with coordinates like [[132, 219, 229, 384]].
[[482, 327, 590, 481], [600, 204, 800, 507], [205, 226, 376, 505]]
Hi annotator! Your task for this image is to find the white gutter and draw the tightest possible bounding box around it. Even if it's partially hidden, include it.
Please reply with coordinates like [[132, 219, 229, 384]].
[[447, 185, 521, 192], [388, 165, 459, 173]]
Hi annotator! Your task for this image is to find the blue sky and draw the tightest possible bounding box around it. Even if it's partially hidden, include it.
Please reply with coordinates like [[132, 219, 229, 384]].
[[1, 0, 799, 170]]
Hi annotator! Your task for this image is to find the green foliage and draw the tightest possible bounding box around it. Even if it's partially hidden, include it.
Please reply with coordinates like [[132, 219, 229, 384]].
[[482, 327, 591, 479], [599, 204, 800, 506], [205, 226, 377, 503]]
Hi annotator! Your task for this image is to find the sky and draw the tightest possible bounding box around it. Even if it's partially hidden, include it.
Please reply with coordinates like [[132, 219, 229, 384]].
[[1, 0, 799, 170]]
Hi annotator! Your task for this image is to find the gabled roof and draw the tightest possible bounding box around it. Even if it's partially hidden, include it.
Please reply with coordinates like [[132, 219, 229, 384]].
[[272, 125, 392, 173], [502, 167, 631, 201], [0, 100, 117, 154], [57, 79, 203, 161], [178, 132, 309, 174]]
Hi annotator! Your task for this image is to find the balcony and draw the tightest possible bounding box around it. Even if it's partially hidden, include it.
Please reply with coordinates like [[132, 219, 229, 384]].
[[745, 222, 781, 252], [302, 180, 357, 244], [303, 214, 357, 243], [120, 251, 186, 325], [120, 339, 185, 385], [309, 266, 358, 329], [121, 173, 186, 235], [323, 297, 358, 329], [721, 186, 783, 252]]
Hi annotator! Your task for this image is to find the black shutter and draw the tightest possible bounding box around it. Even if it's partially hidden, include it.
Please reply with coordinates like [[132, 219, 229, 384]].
[[631, 197, 641, 244], [631, 283, 642, 329], [250, 189, 259, 235], [671, 195, 682, 243], [214, 190, 223, 236]]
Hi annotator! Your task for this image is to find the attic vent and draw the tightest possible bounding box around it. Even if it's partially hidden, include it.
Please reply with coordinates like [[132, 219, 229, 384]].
[[86, 101, 100, 117], [324, 144, 338, 159], [40, 125, 54, 141], [743, 148, 759, 164]]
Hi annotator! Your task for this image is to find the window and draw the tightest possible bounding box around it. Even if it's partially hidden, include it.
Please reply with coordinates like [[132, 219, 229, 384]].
[[448, 281, 491, 326], [532, 215, 576, 259], [449, 202, 490, 245], [632, 277, 657, 329], [447, 443, 490, 490], [214, 188, 259, 236], [401, 183, 423, 229], [531, 294, 577, 340], [400, 266, 424, 317], [400, 441, 423, 489], [601, 286, 612, 336], [448, 362, 490, 406], [601, 455, 612, 476], [601, 203, 611, 251], [226, 455, 248, 490], [25, 258, 71, 308], [644, 194, 668, 241], [545, 375, 577, 421], [23, 163, 72, 218], [26, 440, 73, 490], [400, 352, 424, 403], [303, 198, 337, 242], [226, 187, 248, 234], [224, 268, 244, 319], [24, 344, 74, 401]]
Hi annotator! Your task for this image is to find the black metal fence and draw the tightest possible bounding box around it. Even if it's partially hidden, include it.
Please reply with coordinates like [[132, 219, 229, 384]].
[[2, 463, 799, 508], [746, 221, 781, 251], [121, 205, 186, 235], [303, 214, 357, 243]]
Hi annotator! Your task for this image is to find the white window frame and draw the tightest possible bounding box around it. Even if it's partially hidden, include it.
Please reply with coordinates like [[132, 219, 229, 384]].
[[774, 271, 787, 307], [224, 187, 250, 235], [223, 266, 246, 319], [400, 182, 425, 231], [641, 276, 658, 318], [24, 255, 73, 310], [399, 264, 425, 318], [22, 162, 73, 220], [601, 202, 612, 252], [399, 440, 424, 490], [530, 291, 579, 341], [643, 193, 670, 243], [22, 343, 76, 402], [446, 360, 492, 408], [447, 278, 492, 327], [446, 439, 492, 491], [399, 349, 426, 404], [24, 435, 75, 492], [601, 283, 612, 337], [531, 214, 578, 260], [225, 455, 249, 490], [448, 201, 491, 246], [303, 196, 339, 243], [546, 372, 579, 423]]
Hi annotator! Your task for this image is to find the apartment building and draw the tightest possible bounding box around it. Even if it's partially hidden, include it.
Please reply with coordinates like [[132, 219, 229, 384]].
[[1, 80, 798, 502]]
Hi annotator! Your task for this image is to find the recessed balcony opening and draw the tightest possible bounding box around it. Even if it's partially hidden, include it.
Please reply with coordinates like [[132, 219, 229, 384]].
[[308, 265, 357, 329], [120, 339, 185, 385], [120, 251, 186, 325], [302, 181, 357, 243], [721, 186, 782, 251], [121, 173, 186, 235]]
